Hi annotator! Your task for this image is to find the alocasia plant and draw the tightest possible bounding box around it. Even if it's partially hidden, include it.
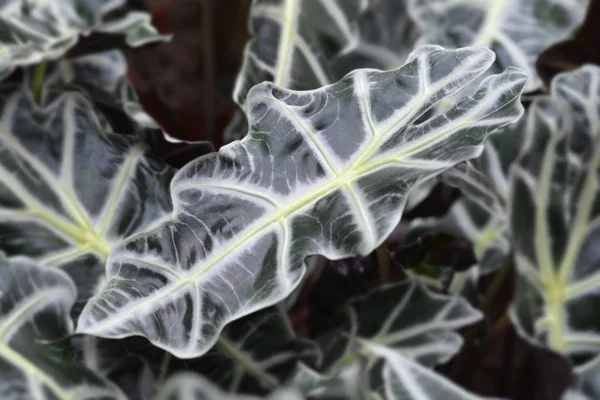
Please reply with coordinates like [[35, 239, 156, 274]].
[[77, 45, 527, 358], [0, 87, 174, 309], [8, 0, 600, 398], [0, 254, 124, 399], [509, 65, 600, 363], [408, 0, 587, 91]]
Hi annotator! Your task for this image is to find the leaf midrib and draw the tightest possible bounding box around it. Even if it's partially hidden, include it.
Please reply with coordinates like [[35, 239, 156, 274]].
[[84, 70, 497, 334]]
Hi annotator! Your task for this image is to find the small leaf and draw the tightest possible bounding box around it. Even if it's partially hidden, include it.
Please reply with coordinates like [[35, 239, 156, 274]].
[[363, 341, 493, 400], [0, 87, 174, 308], [77, 46, 527, 358], [0, 1, 166, 79], [0, 254, 124, 399], [329, 280, 482, 372], [409, 0, 587, 91], [509, 66, 600, 361]]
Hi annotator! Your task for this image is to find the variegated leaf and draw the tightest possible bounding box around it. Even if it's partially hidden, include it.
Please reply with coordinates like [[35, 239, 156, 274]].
[[419, 119, 524, 273], [408, 0, 587, 91], [333, 0, 421, 73], [233, 0, 365, 108], [23, 50, 161, 130], [509, 66, 600, 361], [327, 280, 482, 374], [0, 0, 166, 79], [362, 341, 492, 400], [0, 87, 174, 309], [83, 306, 319, 397], [0, 255, 124, 400], [226, 0, 366, 143], [77, 46, 527, 358]]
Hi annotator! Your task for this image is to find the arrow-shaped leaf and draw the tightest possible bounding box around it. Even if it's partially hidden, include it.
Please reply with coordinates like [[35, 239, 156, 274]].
[[226, 0, 366, 142], [327, 280, 482, 374], [77, 46, 527, 358], [509, 65, 600, 361], [408, 0, 587, 91], [0, 254, 124, 400], [0, 87, 174, 309]]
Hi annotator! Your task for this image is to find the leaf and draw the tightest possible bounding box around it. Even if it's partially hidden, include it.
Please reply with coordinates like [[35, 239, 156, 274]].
[[362, 341, 493, 400], [0, 0, 166, 79], [408, 0, 587, 91], [415, 113, 525, 273], [77, 45, 527, 358], [181, 307, 321, 394], [156, 372, 305, 400], [233, 0, 365, 108], [0, 87, 174, 309], [83, 307, 319, 397], [328, 280, 482, 373], [569, 355, 600, 399], [0, 254, 124, 399], [333, 0, 421, 73], [225, 0, 366, 143], [508, 66, 600, 361]]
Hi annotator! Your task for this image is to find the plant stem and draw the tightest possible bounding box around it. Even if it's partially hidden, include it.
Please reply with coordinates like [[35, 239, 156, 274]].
[[32, 62, 48, 104]]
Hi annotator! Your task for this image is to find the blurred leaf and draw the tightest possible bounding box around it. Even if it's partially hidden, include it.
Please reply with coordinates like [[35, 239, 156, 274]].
[[0, 255, 124, 399], [509, 66, 600, 363], [409, 0, 587, 91], [0, 0, 166, 78]]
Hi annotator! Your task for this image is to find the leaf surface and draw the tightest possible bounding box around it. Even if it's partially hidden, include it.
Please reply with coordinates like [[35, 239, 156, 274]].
[[328, 280, 482, 372], [409, 0, 587, 91], [0, 0, 165, 78], [509, 66, 600, 360], [0, 87, 174, 306], [363, 341, 492, 400], [78, 46, 527, 358], [233, 0, 365, 107], [0, 255, 123, 400]]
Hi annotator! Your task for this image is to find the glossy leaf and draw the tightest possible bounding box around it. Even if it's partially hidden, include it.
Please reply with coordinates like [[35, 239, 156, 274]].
[[77, 46, 527, 358], [0, 87, 174, 307], [409, 0, 587, 91], [0, 0, 165, 79], [328, 280, 482, 373], [363, 341, 490, 400], [509, 66, 600, 361], [0, 255, 123, 399]]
